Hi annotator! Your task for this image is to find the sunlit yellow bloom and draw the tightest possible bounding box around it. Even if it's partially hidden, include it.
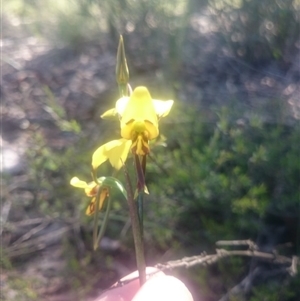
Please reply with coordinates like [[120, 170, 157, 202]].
[[70, 177, 109, 216], [101, 86, 173, 156], [92, 139, 132, 171]]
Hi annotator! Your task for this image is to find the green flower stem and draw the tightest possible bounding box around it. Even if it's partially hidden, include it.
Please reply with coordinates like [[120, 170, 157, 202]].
[[92, 187, 112, 251], [116, 35, 145, 285], [134, 155, 146, 236], [134, 155, 146, 195], [93, 186, 102, 250], [124, 166, 146, 286], [93, 193, 112, 251], [137, 192, 144, 237]]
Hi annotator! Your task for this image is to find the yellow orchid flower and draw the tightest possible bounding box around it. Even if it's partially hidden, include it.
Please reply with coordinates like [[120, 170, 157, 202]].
[[101, 86, 173, 156], [70, 177, 109, 216]]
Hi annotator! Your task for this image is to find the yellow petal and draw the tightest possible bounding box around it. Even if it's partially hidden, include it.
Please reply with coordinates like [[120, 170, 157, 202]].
[[152, 99, 174, 118], [86, 197, 96, 216], [84, 182, 99, 197], [107, 139, 132, 170], [121, 120, 134, 140], [121, 119, 147, 140], [101, 108, 117, 119], [85, 188, 109, 216], [115, 96, 130, 116], [70, 177, 88, 188], [120, 86, 158, 129], [132, 120, 146, 133], [101, 97, 130, 119], [92, 144, 109, 170], [144, 120, 159, 140], [92, 139, 132, 170]]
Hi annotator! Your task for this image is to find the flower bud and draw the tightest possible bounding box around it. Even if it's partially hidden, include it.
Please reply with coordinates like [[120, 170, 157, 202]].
[[116, 35, 129, 87]]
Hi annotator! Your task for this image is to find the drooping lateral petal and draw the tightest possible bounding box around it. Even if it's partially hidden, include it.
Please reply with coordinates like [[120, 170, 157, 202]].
[[152, 99, 174, 118], [92, 139, 132, 170], [92, 144, 109, 170], [70, 177, 88, 188], [107, 139, 132, 170], [120, 86, 158, 129]]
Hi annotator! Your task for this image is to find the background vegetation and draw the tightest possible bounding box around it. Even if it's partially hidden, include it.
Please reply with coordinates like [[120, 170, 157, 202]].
[[2, 0, 300, 300]]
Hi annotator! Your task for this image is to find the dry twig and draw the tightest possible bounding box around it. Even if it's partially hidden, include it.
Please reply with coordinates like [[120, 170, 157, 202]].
[[154, 240, 299, 274]]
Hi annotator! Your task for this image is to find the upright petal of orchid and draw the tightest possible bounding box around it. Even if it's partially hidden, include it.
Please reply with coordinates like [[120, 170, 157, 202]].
[[153, 99, 174, 118], [102, 87, 174, 121], [92, 139, 132, 170], [121, 86, 158, 128], [118, 87, 160, 140]]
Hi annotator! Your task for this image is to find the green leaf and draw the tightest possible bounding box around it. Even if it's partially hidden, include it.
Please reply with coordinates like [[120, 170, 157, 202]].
[[102, 177, 127, 201]]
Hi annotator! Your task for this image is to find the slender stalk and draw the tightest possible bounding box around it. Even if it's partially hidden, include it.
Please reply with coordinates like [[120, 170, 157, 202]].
[[116, 34, 146, 285], [137, 192, 144, 237], [93, 187, 102, 250], [134, 155, 146, 195], [138, 155, 147, 236], [93, 195, 112, 251], [123, 165, 146, 286]]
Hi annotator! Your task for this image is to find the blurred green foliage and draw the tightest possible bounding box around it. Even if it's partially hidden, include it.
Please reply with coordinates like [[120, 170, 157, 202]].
[[145, 101, 300, 299], [5, 0, 299, 66], [2, 275, 39, 301], [249, 272, 300, 301], [10, 82, 299, 299], [24, 97, 299, 299], [3, 0, 300, 299], [210, 0, 299, 64], [147, 103, 300, 248]]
